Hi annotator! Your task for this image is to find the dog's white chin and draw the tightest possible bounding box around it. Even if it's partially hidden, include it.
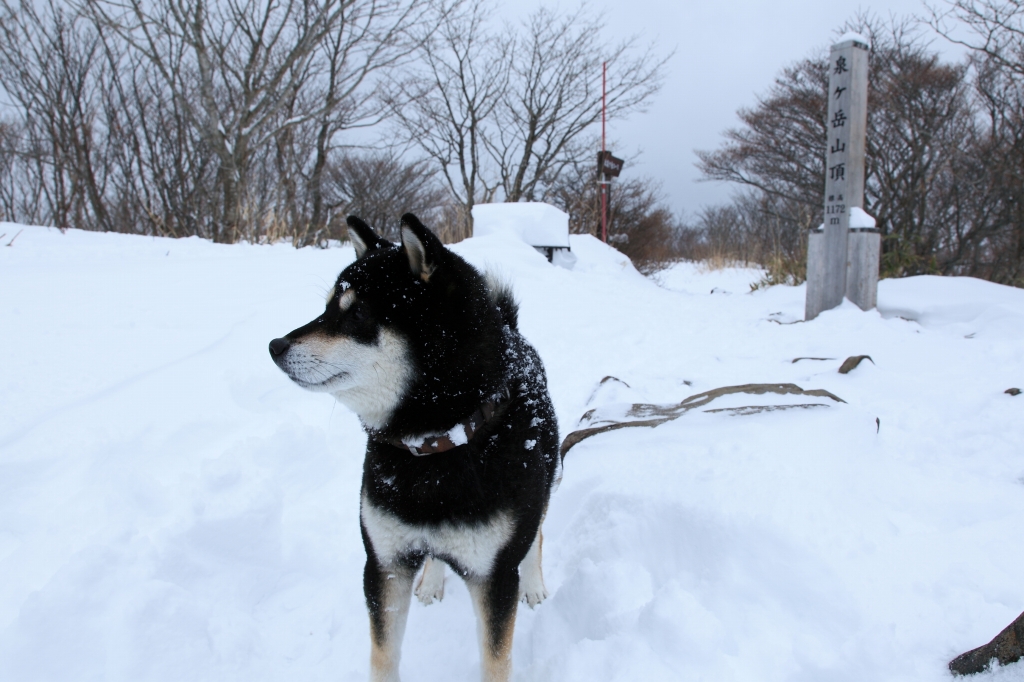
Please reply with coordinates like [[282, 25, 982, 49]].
[[331, 384, 402, 431]]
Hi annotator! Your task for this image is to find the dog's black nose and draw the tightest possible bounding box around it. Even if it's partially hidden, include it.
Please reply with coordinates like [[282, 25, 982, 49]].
[[269, 337, 291, 357]]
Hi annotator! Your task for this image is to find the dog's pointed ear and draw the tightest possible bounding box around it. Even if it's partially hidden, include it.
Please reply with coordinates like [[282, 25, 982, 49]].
[[346, 216, 389, 259], [400, 213, 443, 282]]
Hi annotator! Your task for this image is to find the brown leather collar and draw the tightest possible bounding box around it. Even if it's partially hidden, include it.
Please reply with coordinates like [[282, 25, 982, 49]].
[[372, 400, 501, 456]]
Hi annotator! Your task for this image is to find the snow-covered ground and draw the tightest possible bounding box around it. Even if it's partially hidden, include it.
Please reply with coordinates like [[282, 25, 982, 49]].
[[2, 224, 1024, 681]]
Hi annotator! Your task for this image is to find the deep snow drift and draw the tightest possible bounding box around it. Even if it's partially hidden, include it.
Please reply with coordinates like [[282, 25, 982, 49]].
[[1, 224, 1024, 681]]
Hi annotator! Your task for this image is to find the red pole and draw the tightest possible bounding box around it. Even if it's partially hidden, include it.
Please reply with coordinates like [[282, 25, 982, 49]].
[[601, 61, 607, 243]]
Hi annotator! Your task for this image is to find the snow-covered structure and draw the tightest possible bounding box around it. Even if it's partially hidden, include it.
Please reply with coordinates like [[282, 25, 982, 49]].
[[471, 202, 575, 268]]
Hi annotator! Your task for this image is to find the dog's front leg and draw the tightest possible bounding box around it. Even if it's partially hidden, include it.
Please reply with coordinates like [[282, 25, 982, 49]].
[[364, 556, 416, 682], [468, 563, 519, 682], [518, 527, 548, 607]]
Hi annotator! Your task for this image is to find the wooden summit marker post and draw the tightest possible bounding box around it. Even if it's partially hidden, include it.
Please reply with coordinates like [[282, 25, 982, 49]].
[[806, 34, 878, 320]]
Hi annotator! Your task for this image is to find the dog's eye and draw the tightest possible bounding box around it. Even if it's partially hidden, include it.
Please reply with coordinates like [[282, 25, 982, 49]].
[[352, 304, 369, 322]]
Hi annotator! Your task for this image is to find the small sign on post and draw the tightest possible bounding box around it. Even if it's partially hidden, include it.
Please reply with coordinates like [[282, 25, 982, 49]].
[[597, 151, 624, 178], [805, 33, 878, 320], [597, 150, 623, 244]]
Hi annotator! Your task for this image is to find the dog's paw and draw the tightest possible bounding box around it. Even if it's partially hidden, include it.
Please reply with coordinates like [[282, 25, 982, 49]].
[[415, 557, 445, 606], [519, 583, 549, 608], [416, 581, 444, 606]]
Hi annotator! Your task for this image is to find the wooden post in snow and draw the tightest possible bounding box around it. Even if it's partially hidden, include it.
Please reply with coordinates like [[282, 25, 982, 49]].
[[806, 34, 878, 320]]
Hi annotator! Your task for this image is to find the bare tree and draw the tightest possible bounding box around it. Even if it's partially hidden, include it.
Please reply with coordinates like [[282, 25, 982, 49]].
[[326, 150, 446, 240], [492, 5, 669, 204], [684, 192, 815, 281], [697, 18, 978, 279], [871, 42, 973, 275], [387, 0, 509, 229], [929, 0, 1024, 284], [0, 120, 21, 220], [297, 0, 439, 234], [391, 1, 669, 230], [0, 0, 113, 231], [85, 0, 434, 242], [967, 53, 1024, 283], [930, 0, 1024, 78]]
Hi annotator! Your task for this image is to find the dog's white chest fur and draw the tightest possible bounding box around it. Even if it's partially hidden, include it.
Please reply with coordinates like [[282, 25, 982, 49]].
[[361, 495, 514, 577]]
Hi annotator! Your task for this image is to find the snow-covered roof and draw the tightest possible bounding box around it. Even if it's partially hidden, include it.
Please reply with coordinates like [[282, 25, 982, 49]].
[[471, 202, 570, 248]]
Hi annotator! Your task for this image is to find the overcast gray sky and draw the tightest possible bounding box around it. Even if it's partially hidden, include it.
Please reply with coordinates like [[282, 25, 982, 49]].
[[501, 0, 965, 219]]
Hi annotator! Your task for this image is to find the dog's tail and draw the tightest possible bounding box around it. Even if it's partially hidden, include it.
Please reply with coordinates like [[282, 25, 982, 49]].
[[485, 272, 519, 329]]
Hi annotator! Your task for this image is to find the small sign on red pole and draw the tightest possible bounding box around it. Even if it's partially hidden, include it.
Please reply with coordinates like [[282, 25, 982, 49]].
[[601, 61, 607, 243], [597, 151, 624, 178], [598, 64, 626, 243]]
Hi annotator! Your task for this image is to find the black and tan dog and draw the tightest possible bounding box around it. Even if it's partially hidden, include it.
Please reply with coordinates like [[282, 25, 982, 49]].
[[269, 214, 560, 682]]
